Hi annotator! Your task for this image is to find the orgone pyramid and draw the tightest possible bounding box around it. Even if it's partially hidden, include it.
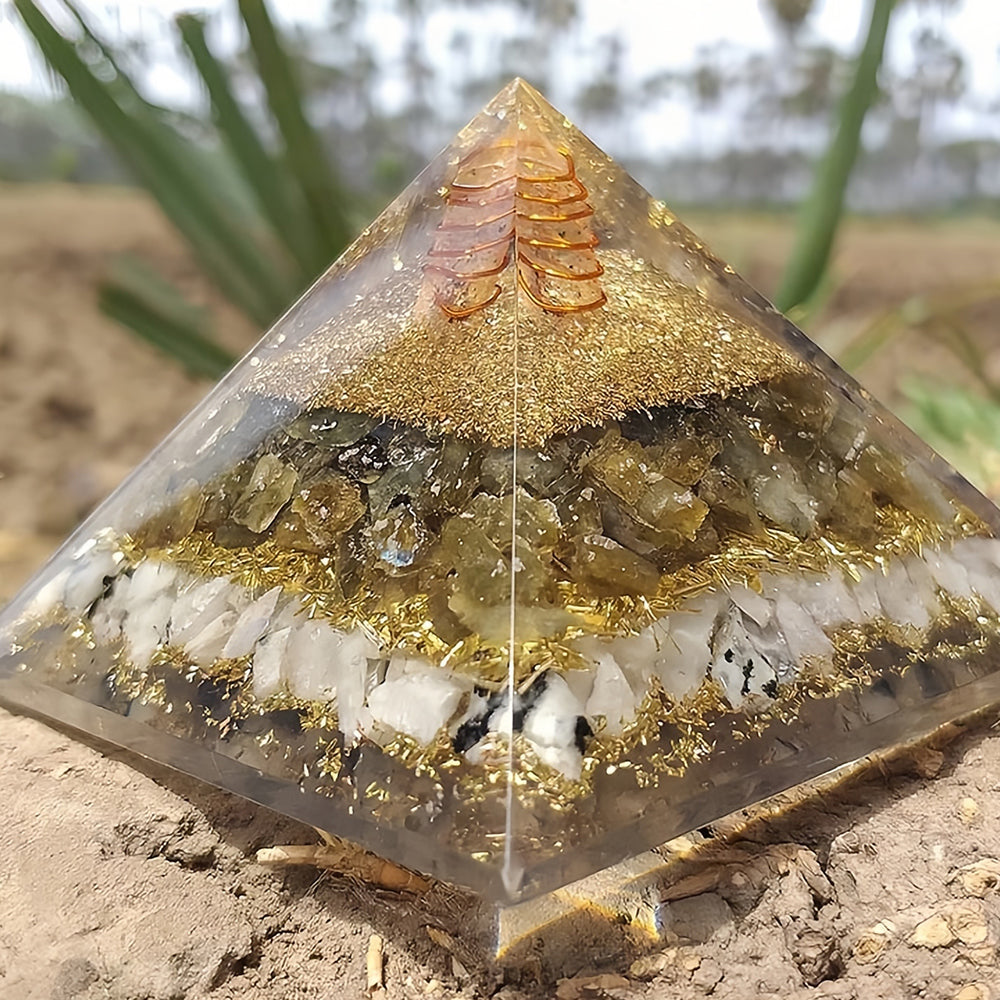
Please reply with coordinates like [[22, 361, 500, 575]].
[[4, 80, 1000, 903]]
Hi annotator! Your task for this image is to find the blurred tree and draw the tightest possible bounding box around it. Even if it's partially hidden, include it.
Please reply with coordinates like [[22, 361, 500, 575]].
[[762, 0, 817, 40], [897, 27, 966, 143], [940, 138, 999, 203], [691, 55, 725, 111], [497, 33, 553, 99], [781, 45, 841, 120], [576, 34, 627, 148], [12, 0, 991, 213], [0, 91, 124, 181], [397, 0, 436, 158], [515, 0, 578, 31]]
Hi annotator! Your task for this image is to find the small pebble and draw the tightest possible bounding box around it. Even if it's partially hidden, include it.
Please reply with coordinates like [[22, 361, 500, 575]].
[[960, 798, 981, 825], [555, 974, 630, 999], [954, 986, 991, 1000], [909, 903, 990, 951], [853, 920, 894, 964], [953, 859, 1000, 898], [950, 904, 990, 946], [680, 949, 702, 972], [629, 950, 676, 979], [910, 913, 954, 949]]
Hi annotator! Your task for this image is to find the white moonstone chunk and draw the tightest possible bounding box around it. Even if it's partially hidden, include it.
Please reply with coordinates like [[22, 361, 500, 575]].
[[710, 605, 778, 706], [727, 584, 772, 628], [973, 537, 1000, 569], [336, 631, 382, 740], [284, 621, 343, 701], [252, 625, 291, 699], [23, 568, 70, 621], [270, 594, 306, 632], [123, 592, 175, 669], [923, 547, 973, 601], [962, 548, 1000, 611], [774, 594, 834, 664], [367, 672, 465, 745], [850, 568, 882, 621], [875, 560, 931, 632], [90, 573, 131, 644], [655, 597, 719, 700], [525, 674, 584, 749], [532, 743, 584, 781], [128, 560, 179, 606], [904, 556, 941, 621], [561, 663, 596, 706], [284, 624, 380, 740], [222, 586, 282, 659], [521, 674, 585, 779], [64, 547, 124, 612], [584, 651, 637, 735], [384, 650, 437, 683], [608, 625, 663, 693], [169, 578, 235, 646], [790, 571, 860, 630], [185, 610, 239, 666]]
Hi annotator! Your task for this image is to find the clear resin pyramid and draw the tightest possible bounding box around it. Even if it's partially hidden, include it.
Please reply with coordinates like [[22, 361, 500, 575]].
[[4, 80, 1000, 902]]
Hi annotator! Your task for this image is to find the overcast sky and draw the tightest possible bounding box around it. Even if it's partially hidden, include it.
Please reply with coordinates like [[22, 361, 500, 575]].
[[1, 0, 997, 149]]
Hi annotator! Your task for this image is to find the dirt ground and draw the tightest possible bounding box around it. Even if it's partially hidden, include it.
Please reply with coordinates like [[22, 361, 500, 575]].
[[2, 184, 1000, 999]]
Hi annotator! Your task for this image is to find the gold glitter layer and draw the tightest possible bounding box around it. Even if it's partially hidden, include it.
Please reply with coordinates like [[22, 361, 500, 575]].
[[245, 81, 802, 447], [326, 594, 1000, 819], [19, 586, 1000, 854], [137, 503, 980, 688], [253, 247, 803, 448], [436, 599, 1000, 813]]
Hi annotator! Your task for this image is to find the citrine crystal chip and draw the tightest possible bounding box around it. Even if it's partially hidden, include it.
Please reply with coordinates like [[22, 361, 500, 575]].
[[4, 80, 1000, 902]]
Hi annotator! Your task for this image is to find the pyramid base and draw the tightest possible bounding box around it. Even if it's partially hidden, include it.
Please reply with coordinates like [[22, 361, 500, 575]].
[[490, 847, 677, 964], [3, 669, 999, 974], [487, 707, 990, 971]]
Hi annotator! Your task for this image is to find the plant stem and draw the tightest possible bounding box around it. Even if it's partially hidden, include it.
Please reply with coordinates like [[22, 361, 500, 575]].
[[175, 12, 325, 277], [238, 0, 352, 259], [775, 0, 895, 313]]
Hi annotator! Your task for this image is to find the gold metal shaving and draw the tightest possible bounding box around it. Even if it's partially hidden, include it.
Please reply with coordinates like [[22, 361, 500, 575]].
[[18, 590, 1000, 875], [244, 81, 803, 447], [253, 248, 804, 449], [138, 503, 978, 696]]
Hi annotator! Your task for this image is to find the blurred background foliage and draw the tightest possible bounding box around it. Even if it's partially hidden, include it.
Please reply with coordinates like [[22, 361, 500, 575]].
[[3, 0, 1000, 493]]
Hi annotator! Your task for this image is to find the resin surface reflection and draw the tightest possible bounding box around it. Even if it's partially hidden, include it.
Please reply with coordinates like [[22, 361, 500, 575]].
[[3, 79, 1000, 902]]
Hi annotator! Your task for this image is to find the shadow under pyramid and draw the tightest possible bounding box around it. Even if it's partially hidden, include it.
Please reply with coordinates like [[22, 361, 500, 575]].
[[3, 79, 1000, 906]]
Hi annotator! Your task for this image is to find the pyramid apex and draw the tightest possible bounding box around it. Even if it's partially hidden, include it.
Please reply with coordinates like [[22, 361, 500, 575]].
[[481, 76, 562, 123]]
